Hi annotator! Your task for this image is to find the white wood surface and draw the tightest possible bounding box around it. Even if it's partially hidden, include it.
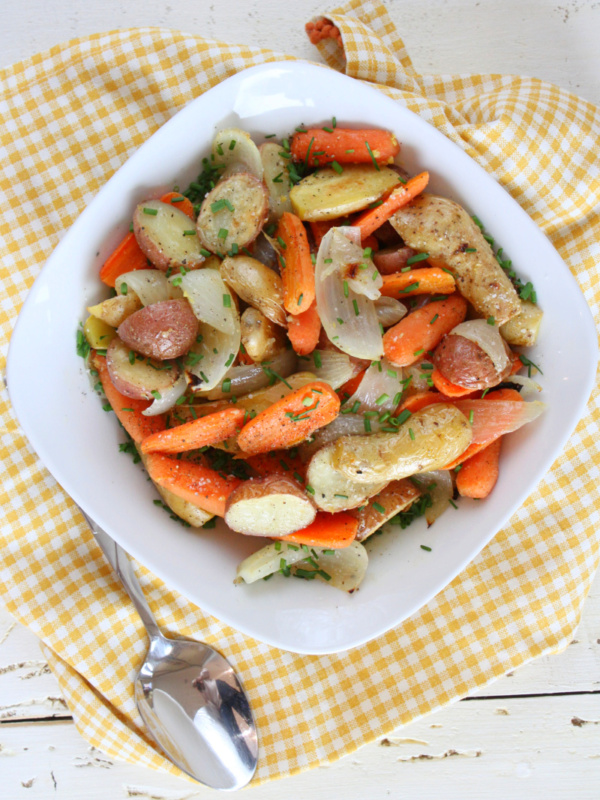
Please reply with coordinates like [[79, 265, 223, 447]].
[[2, 1, 600, 797]]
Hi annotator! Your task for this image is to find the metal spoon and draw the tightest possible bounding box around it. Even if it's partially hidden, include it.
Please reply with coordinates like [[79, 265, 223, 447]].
[[81, 510, 258, 790]]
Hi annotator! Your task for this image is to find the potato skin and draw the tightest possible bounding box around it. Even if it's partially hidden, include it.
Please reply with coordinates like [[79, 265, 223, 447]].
[[133, 200, 205, 272], [433, 333, 512, 390], [117, 299, 198, 361], [106, 336, 180, 400], [240, 307, 286, 362], [224, 475, 316, 536], [221, 255, 287, 328], [349, 479, 421, 541]]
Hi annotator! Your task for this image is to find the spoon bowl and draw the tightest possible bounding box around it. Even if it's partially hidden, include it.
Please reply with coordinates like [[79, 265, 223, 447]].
[[81, 510, 258, 790]]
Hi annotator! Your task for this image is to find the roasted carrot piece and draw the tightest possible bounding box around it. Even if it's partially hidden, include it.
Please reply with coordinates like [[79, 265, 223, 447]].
[[286, 300, 322, 356], [353, 172, 429, 240], [383, 294, 467, 367], [94, 355, 166, 443], [309, 220, 337, 247], [145, 452, 242, 517], [379, 266, 456, 298], [141, 408, 245, 454], [279, 511, 358, 549], [99, 232, 149, 288], [243, 450, 307, 483], [431, 368, 479, 398], [237, 381, 340, 455], [291, 128, 400, 167], [456, 438, 502, 499], [276, 212, 316, 315], [396, 391, 444, 414], [160, 191, 196, 219]]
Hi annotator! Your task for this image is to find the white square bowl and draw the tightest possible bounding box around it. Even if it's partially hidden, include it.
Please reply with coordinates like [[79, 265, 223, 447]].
[[7, 61, 597, 654]]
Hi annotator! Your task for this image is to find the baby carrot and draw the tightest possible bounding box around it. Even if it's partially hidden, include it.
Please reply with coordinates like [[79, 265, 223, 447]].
[[353, 172, 429, 240], [99, 232, 149, 288], [276, 212, 315, 315], [141, 407, 245, 454], [94, 355, 166, 443], [383, 294, 467, 367], [279, 511, 358, 549], [379, 266, 456, 298], [310, 220, 337, 247], [237, 381, 340, 455], [145, 452, 242, 517], [160, 191, 196, 219], [456, 438, 502, 499], [291, 128, 400, 167], [286, 300, 322, 355], [431, 368, 478, 398], [243, 450, 307, 483], [396, 391, 444, 414]]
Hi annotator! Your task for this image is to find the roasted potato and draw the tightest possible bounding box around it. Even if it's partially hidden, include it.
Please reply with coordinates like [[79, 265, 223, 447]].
[[306, 443, 388, 513], [224, 475, 316, 536], [390, 194, 521, 324], [87, 292, 142, 328], [500, 299, 544, 347], [83, 315, 117, 349], [133, 200, 205, 272], [212, 128, 263, 179], [106, 336, 180, 400], [349, 479, 422, 541], [433, 328, 512, 390], [196, 172, 269, 254], [290, 165, 401, 221], [332, 404, 473, 483], [221, 255, 286, 327], [240, 307, 287, 362], [373, 246, 418, 275], [117, 299, 198, 361], [260, 142, 293, 219]]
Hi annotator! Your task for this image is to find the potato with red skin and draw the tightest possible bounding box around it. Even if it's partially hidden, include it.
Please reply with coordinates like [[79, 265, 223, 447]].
[[117, 299, 198, 361], [224, 475, 316, 537], [106, 336, 181, 400], [433, 332, 513, 390]]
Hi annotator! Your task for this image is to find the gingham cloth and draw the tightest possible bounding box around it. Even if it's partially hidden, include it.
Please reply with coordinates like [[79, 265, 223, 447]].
[[1, 0, 599, 785]]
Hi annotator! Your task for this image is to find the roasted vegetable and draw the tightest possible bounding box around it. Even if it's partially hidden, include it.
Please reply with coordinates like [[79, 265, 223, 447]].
[[133, 200, 206, 272]]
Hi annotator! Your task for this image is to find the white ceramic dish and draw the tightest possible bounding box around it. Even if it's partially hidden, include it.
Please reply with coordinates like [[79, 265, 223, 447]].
[[7, 61, 597, 654]]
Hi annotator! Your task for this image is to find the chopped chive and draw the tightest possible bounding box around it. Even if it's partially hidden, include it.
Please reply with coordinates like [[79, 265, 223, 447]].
[[373, 502, 386, 514], [217, 228, 228, 240], [449, 499, 458, 509], [365, 140, 380, 171], [313, 351, 322, 369], [409, 428, 415, 440], [343, 280, 349, 298], [465, 247, 477, 253], [334, 493, 349, 499], [406, 252, 429, 266], [345, 148, 355, 153], [487, 316, 495, 325], [469, 409, 474, 424], [413, 348, 425, 356], [265, 133, 276, 138], [223, 294, 231, 307], [306, 485, 315, 495], [183, 229, 196, 236], [336, 317, 344, 325], [364, 418, 371, 432], [322, 126, 334, 133], [222, 378, 231, 393], [297, 293, 304, 306], [331, 161, 343, 174], [393, 391, 402, 406], [396, 409, 412, 425], [420, 545, 432, 552], [353, 299, 360, 316], [430, 313, 439, 324], [399, 282, 420, 294], [200, 248, 212, 257], [128, 350, 135, 365], [143, 207, 158, 215], [375, 393, 389, 405], [151, 390, 161, 400]]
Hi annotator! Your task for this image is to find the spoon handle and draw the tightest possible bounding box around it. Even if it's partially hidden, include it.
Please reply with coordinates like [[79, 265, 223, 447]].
[[80, 510, 162, 641]]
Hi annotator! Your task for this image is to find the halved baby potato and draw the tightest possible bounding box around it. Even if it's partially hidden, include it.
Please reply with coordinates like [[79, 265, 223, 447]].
[[213, 128, 264, 179], [87, 292, 142, 328], [349, 479, 422, 541], [500, 299, 544, 347], [196, 172, 269, 254], [106, 336, 181, 400], [240, 307, 287, 362], [224, 475, 316, 537], [221, 255, 287, 328], [133, 200, 206, 272], [306, 443, 388, 513], [117, 298, 198, 361], [290, 165, 400, 221], [83, 315, 117, 349]]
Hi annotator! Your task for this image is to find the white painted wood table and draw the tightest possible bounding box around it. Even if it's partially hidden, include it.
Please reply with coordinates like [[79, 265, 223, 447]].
[[2, 2, 599, 797]]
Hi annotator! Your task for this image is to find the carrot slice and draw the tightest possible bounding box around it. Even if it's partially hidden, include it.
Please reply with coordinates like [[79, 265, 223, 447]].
[[237, 381, 340, 455], [396, 391, 444, 414], [383, 294, 467, 367], [291, 128, 400, 167], [379, 266, 455, 298], [430, 368, 479, 398], [160, 191, 195, 219], [145, 452, 242, 517], [309, 220, 337, 248], [353, 172, 429, 240], [286, 300, 322, 356], [94, 355, 166, 443], [141, 407, 245, 454], [456, 438, 502, 499], [279, 511, 358, 549], [99, 232, 149, 288], [276, 212, 315, 315]]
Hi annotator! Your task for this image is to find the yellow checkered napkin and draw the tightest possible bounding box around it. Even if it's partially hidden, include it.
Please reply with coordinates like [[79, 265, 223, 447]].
[[1, 0, 599, 785]]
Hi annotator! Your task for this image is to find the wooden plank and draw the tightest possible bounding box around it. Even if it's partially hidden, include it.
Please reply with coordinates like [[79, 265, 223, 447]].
[[0, 694, 599, 799]]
